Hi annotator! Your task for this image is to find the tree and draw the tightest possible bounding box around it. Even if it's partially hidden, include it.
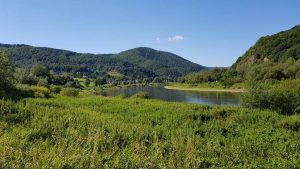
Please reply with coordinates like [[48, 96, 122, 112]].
[[31, 64, 49, 77], [84, 78, 91, 86], [95, 77, 107, 86], [0, 51, 15, 97]]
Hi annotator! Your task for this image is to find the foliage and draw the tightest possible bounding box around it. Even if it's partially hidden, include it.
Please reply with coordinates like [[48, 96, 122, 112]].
[[241, 80, 300, 115], [233, 25, 300, 81], [30, 63, 50, 77], [235, 25, 300, 65], [0, 96, 300, 168], [277, 115, 300, 131], [65, 80, 82, 88], [180, 68, 243, 88], [50, 85, 62, 94], [131, 91, 150, 99], [0, 45, 205, 81], [115, 47, 205, 79], [181, 68, 226, 84], [60, 88, 79, 97], [180, 26, 300, 87], [95, 77, 107, 86], [31, 86, 51, 98], [93, 86, 106, 96], [0, 51, 15, 98], [84, 78, 90, 86]]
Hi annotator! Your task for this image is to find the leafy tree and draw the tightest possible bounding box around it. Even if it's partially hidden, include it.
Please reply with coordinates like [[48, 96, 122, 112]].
[[0, 51, 15, 97], [95, 77, 107, 86], [84, 78, 91, 86], [30, 64, 49, 77]]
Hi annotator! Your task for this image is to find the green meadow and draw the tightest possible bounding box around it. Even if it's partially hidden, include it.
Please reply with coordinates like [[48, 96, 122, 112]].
[[0, 95, 299, 168]]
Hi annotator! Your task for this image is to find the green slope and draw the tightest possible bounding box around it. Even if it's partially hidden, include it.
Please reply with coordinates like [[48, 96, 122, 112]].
[[234, 25, 300, 67], [0, 44, 205, 80], [231, 25, 300, 81], [114, 47, 205, 78]]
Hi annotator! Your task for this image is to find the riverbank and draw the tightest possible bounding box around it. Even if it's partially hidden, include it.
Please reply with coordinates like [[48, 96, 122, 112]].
[[164, 85, 246, 93]]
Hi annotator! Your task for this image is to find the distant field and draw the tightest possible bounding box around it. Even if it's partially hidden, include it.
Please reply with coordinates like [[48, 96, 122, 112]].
[[0, 96, 299, 168]]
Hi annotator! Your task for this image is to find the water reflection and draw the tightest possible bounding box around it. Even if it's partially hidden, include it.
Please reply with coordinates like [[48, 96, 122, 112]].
[[104, 86, 240, 106]]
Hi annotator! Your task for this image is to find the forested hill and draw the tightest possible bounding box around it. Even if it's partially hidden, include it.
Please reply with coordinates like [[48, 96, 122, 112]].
[[179, 25, 300, 86], [114, 47, 205, 78], [229, 25, 300, 81], [234, 25, 300, 68], [0, 44, 205, 80]]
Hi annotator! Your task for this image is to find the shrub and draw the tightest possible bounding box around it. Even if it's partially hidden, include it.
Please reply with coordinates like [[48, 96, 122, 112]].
[[61, 88, 79, 97], [241, 80, 300, 115], [277, 115, 300, 131], [50, 85, 62, 94], [31, 86, 51, 98], [131, 92, 150, 99], [37, 78, 49, 87], [65, 81, 82, 88], [93, 86, 106, 96], [15, 84, 34, 98]]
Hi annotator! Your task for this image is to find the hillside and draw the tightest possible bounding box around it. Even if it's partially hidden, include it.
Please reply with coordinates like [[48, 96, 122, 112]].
[[114, 47, 205, 78], [0, 44, 205, 80], [177, 25, 300, 86], [234, 25, 300, 67], [232, 25, 300, 81]]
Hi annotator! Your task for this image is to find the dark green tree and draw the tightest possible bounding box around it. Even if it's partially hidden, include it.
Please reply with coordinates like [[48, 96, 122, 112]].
[[95, 77, 107, 86], [84, 78, 91, 86], [0, 51, 15, 97], [31, 64, 49, 77]]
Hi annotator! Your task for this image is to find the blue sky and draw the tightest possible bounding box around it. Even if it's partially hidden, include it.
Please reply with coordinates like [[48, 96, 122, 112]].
[[0, 0, 299, 67]]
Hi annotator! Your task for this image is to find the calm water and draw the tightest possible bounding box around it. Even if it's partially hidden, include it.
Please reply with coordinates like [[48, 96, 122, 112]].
[[104, 86, 241, 106]]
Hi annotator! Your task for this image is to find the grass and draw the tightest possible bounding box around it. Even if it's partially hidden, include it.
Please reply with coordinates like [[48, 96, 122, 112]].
[[0, 95, 299, 168], [166, 83, 246, 93]]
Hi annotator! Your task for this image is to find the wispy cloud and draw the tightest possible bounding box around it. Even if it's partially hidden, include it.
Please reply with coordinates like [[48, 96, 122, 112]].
[[155, 37, 161, 43], [167, 35, 185, 42]]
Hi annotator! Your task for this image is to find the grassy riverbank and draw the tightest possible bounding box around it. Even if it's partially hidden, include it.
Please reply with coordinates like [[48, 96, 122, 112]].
[[0, 95, 299, 168], [165, 83, 246, 93]]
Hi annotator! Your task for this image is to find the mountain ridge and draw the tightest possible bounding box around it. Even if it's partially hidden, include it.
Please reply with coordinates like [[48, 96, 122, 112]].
[[0, 44, 206, 80]]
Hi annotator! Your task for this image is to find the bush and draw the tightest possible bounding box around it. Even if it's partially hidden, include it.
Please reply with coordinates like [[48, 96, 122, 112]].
[[37, 78, 49, 87], [93, 86, 106, 96], [31, 86, 51, 98], [65, 81, 82, 88], [50, 85, 62, 94], [277, 115, 300, 131], [241, 80, 300, 115], [15, 84, 34, 98], [131, 92, 150, 99], [95, 77, 107, 86], [61, 88, 79, 97]]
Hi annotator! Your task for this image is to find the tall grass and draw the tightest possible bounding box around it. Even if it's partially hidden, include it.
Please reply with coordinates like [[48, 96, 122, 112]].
[[0, 96, 299, 168]]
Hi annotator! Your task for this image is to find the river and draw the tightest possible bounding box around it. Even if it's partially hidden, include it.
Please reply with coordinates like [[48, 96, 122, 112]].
[[103, 86, 241, 106]]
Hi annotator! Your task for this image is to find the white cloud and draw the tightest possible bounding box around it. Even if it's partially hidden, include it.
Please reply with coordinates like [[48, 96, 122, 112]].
[[167, 35, 185, 42], [156, 37, 161, 43]]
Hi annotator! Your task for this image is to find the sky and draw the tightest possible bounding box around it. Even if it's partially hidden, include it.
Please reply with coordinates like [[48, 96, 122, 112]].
[[0, 0, 299, 67]]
